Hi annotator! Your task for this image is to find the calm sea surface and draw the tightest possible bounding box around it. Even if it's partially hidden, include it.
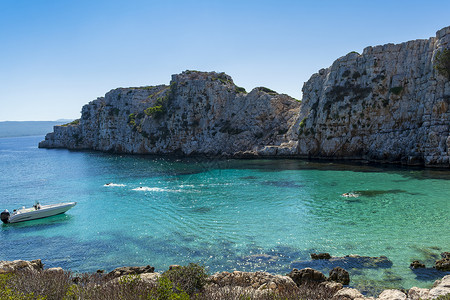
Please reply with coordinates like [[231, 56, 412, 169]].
[[1, 136, 449, 294]]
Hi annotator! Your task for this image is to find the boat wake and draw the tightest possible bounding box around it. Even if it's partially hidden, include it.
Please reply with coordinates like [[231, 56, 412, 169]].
[[104, 183, 126, 187], [132, 186, 181, 192]]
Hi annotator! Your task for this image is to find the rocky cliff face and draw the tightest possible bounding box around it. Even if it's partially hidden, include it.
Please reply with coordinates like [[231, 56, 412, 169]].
[[295, 26, 450, 167], [39, 71, 300, 156], [40, 27, 450, 167]]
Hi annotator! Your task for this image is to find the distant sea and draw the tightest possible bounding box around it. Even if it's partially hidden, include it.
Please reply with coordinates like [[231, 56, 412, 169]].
[[0, 120, 71, 138], [0, 135, 449, 295]]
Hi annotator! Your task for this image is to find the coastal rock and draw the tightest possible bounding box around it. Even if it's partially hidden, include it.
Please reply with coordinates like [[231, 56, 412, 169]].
[[207, 271, 298, 293], [105, 265, 155, 280], [287, 267, 327, 285], [435, 252, 450, 271], [169, 264, 181, 270], [311, 252, 332, 260], [0, 259, 44, 274], [410, 260, 426, 269], [329, 266, 350, 285], [139, 272, 161, 284], [320, 281, 344, 294], [296, 26, 450, 167], [46, 267, 64, 273], [332, 287, 366, 299], [376, 289, 406, 300], [39, 71, 300, 157], [429, 274, 450, 298], [407, 287, 430, 300]]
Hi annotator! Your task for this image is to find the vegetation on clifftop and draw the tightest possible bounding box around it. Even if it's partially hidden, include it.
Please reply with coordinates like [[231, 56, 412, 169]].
[[61, 119, 80, 127]]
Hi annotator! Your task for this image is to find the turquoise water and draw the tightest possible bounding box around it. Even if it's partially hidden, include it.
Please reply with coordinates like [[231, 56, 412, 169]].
[[1, 136, 449, 294]]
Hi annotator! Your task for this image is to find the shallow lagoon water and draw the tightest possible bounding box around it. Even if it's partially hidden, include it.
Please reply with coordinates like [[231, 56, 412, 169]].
[[0, 136, 449, 295]]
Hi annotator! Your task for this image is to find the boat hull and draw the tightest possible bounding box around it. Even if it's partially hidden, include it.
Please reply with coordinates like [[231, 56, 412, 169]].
[[7, 202, 76, 224]]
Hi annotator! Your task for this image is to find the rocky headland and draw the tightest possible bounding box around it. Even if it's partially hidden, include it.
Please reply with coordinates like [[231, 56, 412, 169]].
[[39, 71, 301, 156], [39, 26, 450, 167]]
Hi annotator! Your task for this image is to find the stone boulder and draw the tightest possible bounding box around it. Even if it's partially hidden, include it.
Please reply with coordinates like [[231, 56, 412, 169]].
[[429, 274, 450, 298], [329, 267, 350, 285], [407, 274, 450, 299], [0, 259, 44, 274], [332, 287, 366, 299], [105, 265, 155, 280], [407, 287, 430, 300], [376, 289, 406, 300], [139, 272, 161, 285], [207, 271, 298, 294], [410, 260, 426, 269], [287, 268, 327, 285], [435, 252, 450, 271]]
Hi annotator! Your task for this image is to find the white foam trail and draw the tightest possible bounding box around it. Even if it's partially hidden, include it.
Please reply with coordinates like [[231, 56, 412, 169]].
[[104, 183, 126, 187], [132, 187, 166, 192], [132, 186, 183, 192]]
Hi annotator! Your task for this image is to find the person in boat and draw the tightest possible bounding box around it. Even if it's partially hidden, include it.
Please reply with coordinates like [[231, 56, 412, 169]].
[[342, 192, 359, 198]]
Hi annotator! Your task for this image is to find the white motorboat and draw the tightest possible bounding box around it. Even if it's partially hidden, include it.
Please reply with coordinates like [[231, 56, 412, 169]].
[[1, 202, 76, 224]]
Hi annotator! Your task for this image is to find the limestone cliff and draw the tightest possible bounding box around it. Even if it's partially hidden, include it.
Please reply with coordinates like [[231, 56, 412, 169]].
[[295, 26, 450, 167], [39, 71, 300, 156], [40, 27, 450, 167]]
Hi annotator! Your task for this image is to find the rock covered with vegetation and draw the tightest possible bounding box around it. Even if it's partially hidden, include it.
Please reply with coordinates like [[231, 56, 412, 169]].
[[296, 26, 450, 167], [39, 71, 300, 156]]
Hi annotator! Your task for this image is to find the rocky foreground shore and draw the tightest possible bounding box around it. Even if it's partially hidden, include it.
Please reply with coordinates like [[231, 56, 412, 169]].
[[1, 258, 449, 300]]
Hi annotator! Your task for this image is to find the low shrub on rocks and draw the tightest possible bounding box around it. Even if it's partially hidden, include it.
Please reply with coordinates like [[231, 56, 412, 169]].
[[0, 265, 341, 300]]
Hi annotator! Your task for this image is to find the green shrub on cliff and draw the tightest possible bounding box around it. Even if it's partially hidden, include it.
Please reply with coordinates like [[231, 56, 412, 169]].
[[161, 263, 208, 297], [235, 86, 247, 93], [434, 48, 450, 80], [155, 276, 190, 300], [257, 87, 277, 95], [61, 119, 80, 127], [128, 113, 136, 126], [144, 105, 165, 118]]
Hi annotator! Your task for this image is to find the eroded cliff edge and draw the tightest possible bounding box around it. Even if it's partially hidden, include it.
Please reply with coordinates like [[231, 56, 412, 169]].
[[39, 71, 301, 156], [40, 26, 450, 167], [295, 26, 450, 167]]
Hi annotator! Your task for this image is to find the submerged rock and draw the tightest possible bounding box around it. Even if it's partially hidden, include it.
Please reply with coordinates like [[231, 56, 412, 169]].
[[292, 254, 393, 270], [311, 252, 332, 260], [410, 260, 426, 269], [435, 252, 450, 271]]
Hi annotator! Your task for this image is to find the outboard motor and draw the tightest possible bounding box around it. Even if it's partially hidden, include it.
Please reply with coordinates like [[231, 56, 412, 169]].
[[1, 209, 10, 224]]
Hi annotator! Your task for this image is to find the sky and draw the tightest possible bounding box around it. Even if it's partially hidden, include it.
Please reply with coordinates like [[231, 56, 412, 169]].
[[0, 0, 449, 121]]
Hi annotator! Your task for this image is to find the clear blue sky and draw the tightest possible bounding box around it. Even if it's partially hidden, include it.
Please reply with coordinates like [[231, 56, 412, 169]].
[[1, 0, 449, 121]]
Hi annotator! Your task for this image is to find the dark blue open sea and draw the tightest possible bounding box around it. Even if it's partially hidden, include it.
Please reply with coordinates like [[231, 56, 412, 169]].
[[1, 135, 449, 293]]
